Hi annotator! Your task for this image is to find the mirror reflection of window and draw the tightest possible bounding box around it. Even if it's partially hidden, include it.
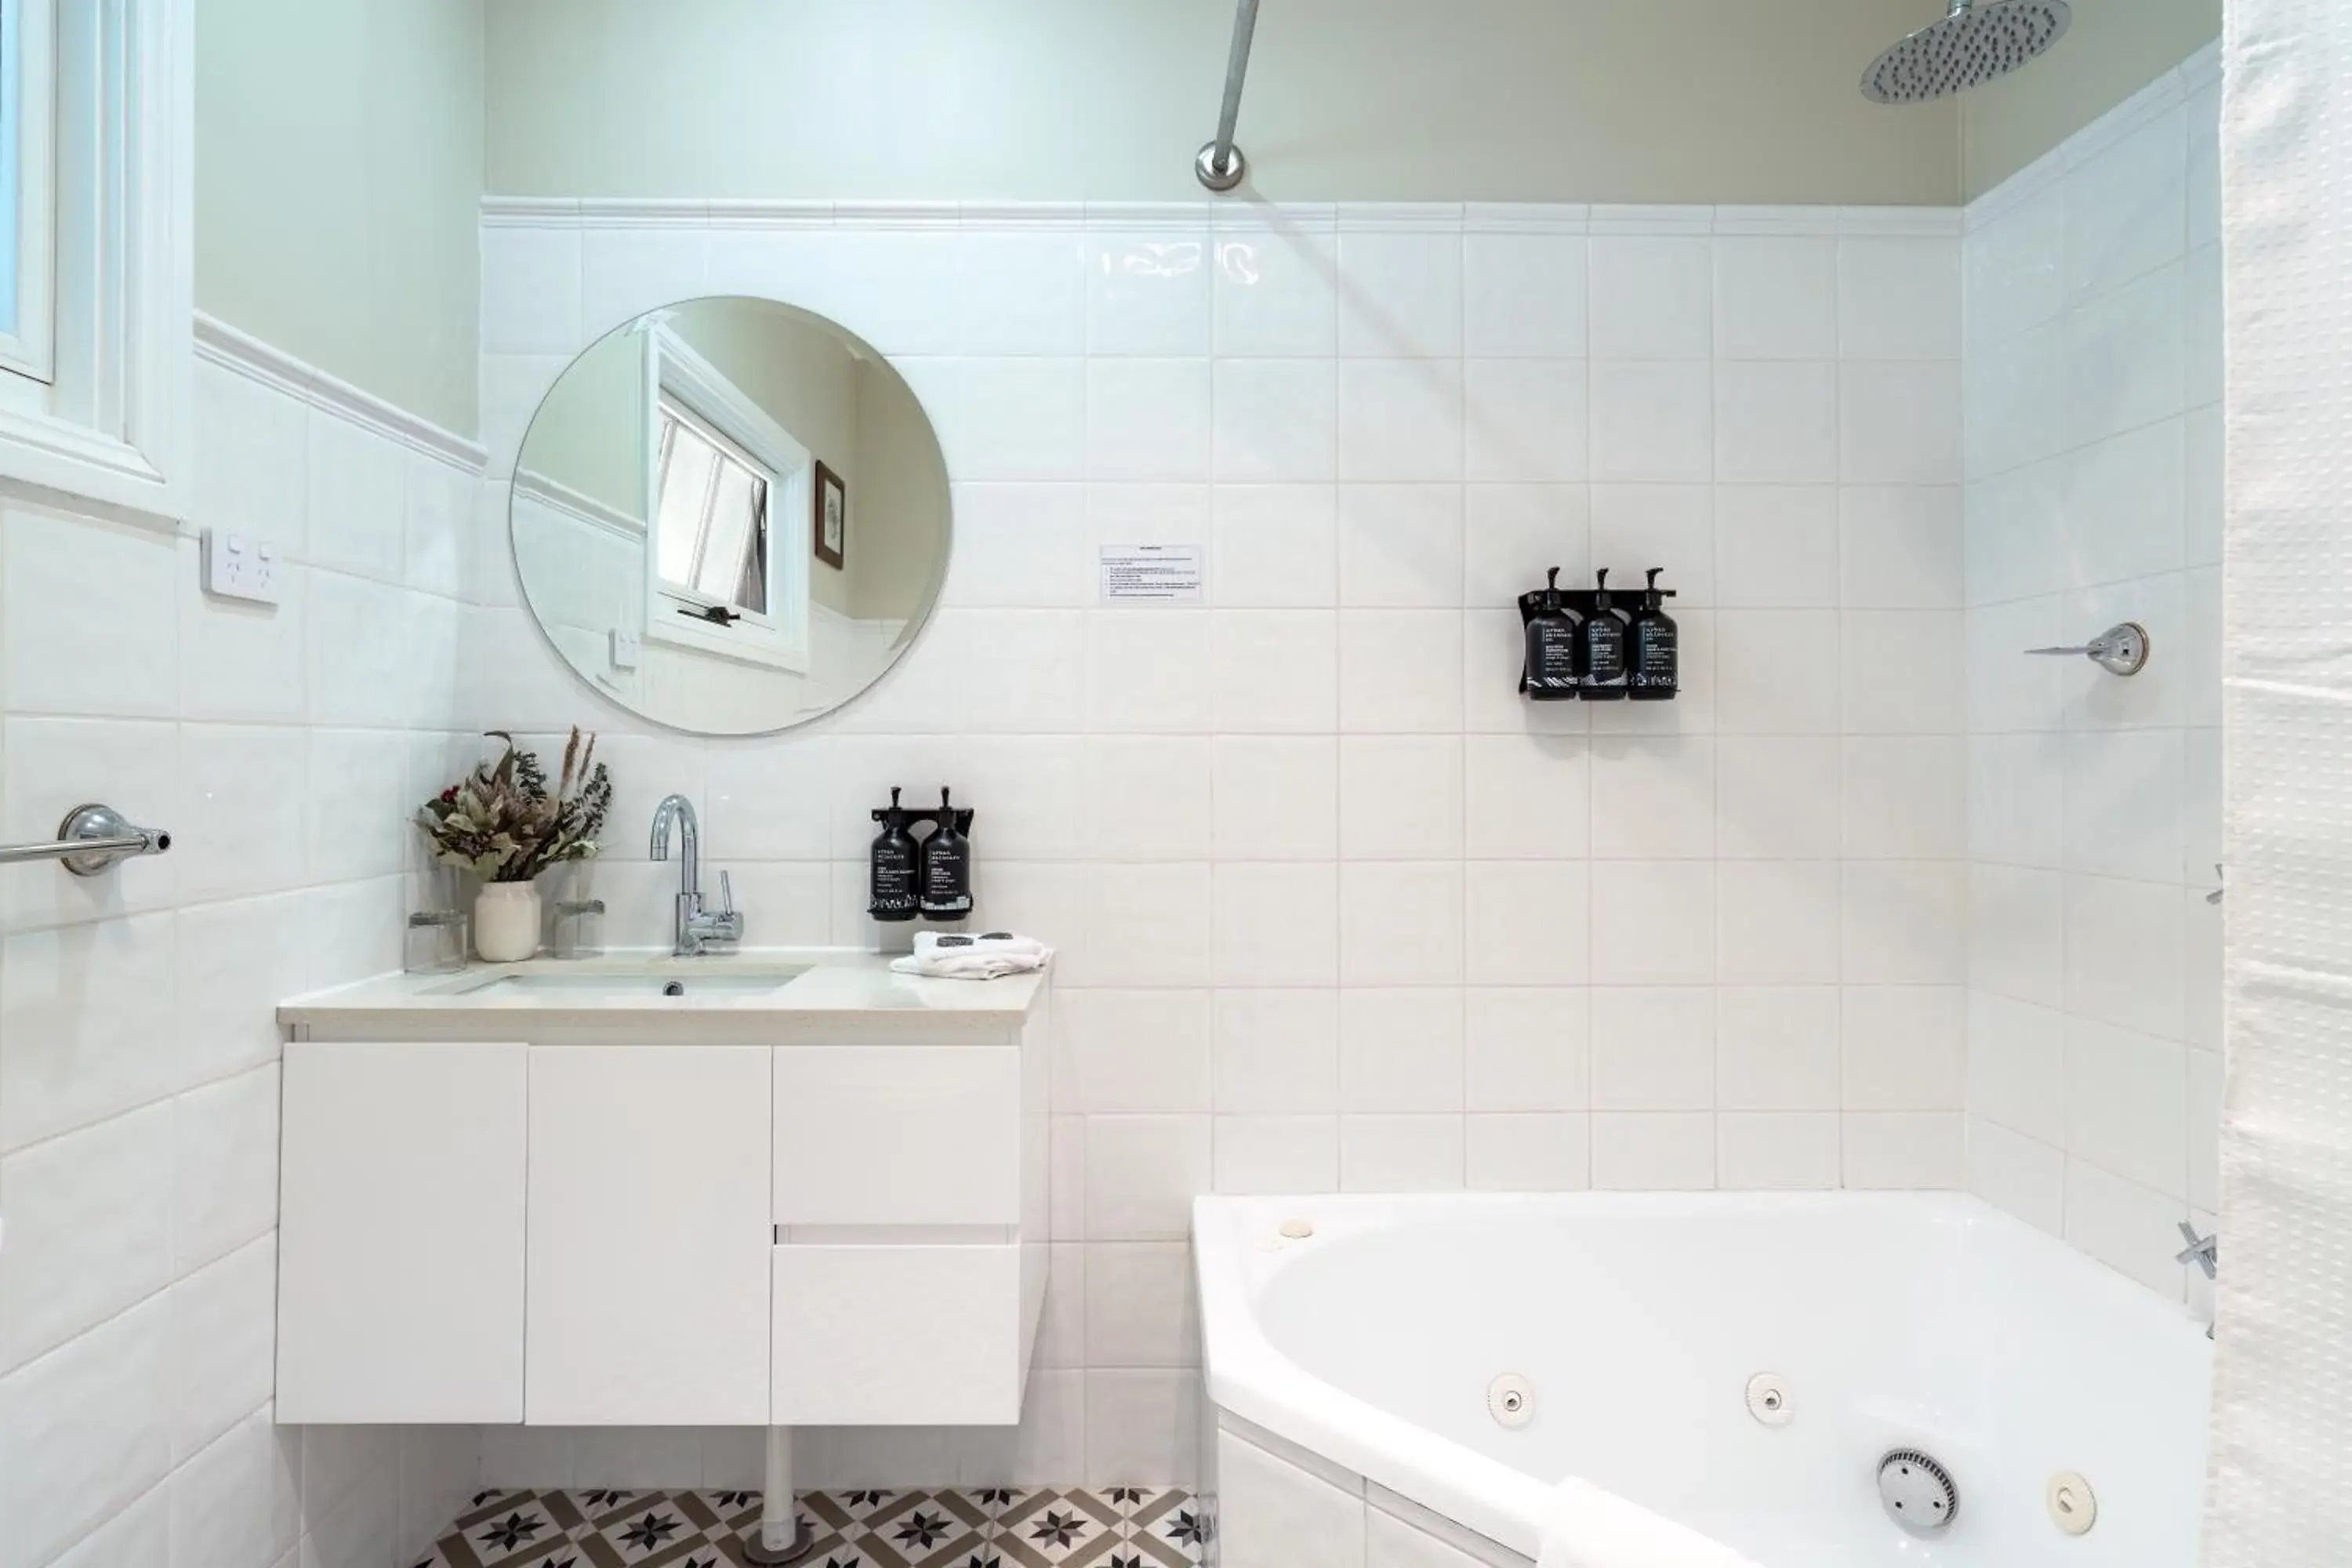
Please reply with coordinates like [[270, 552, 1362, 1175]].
[[510, 296, 953, 735], [654, 394, 772, 620]]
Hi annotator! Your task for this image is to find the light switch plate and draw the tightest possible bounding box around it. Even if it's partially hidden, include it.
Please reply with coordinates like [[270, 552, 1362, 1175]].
[[610, 628, 642, 671], [201, 528, 282, 605]]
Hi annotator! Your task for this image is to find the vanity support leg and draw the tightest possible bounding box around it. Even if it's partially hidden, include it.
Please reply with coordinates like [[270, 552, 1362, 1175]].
[[741, 1425, 812, 1565]]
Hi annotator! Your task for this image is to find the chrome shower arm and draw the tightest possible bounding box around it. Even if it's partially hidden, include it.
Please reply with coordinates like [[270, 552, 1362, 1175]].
[[2024, 621, 2151, 677], [1196, 0, 1261, 192]]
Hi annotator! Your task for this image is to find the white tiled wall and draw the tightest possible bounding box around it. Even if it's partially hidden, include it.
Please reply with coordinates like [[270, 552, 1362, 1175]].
[[1959, 44, 2224, 1303], [0, 330, 485, 1568], [477, 196, 1970, 1485]]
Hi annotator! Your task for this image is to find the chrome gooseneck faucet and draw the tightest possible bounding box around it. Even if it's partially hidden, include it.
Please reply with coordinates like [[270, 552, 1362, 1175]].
[[649, 794, 742, 956]]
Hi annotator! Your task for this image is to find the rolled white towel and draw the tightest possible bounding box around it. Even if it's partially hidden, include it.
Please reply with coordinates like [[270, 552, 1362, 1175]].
[[889, 929, 1055, 980]]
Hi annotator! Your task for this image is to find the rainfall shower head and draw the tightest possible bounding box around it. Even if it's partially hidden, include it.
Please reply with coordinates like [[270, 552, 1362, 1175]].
[[1861, 0, 2072, 103]]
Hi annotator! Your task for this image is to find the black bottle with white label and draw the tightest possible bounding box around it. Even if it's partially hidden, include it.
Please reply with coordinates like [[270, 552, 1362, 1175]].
[[1523, 567, 1583, 700], [1628, 568, 1678, 701], [1580, 568, 1629, 699], [869, 788, 920, 922], [919, 788, 975, 921]]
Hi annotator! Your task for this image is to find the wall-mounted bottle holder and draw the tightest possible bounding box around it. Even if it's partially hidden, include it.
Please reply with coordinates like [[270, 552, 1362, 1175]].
[[869, 786, 976, 922], [1519, 567, 1679, 702]]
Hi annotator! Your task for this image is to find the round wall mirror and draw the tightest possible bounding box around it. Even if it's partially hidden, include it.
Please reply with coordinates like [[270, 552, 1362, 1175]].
[[510, 296, 951, 735]]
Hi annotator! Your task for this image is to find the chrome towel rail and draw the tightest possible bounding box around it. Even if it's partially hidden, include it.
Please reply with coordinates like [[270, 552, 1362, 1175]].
[[0, 803, 172, 877]]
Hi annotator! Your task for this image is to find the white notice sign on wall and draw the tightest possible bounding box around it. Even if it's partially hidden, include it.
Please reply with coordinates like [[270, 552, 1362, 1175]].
[[1098, 544, 1204, 603]]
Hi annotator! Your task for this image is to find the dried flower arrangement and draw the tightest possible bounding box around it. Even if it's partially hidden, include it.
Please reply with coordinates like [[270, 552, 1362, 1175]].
[[415, 728, 613, 884]]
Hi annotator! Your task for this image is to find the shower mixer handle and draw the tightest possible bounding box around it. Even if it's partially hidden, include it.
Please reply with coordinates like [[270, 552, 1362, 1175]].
[[2176, 1222, 2218, 1280], [2025, 621, 2150, 677]]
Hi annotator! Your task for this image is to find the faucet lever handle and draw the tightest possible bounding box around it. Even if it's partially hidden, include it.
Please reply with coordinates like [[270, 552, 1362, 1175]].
[[718, 869, 734, 916], [2176, 1221, 2218, 1278]]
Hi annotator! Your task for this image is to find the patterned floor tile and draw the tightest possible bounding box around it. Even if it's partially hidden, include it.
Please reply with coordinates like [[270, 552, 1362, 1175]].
[[417, 1489, 1200, 1568]]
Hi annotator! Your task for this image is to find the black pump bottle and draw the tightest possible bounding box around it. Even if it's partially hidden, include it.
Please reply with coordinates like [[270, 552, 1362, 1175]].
[[1580, 568, 1628, 699], [920, 787, 975, 920], [1523, 567, 1582, 700], [1628, 568, 1678, 701], [869, 787, 920, 921]]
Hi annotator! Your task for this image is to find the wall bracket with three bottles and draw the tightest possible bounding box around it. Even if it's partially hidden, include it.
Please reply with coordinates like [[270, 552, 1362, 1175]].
[[868, 787, 976, 922], [1520, 568, 1678, 702]]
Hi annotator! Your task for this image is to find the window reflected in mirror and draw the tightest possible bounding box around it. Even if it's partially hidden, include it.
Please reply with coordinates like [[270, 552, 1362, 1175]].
[[654, 395, 772, 621], [510, 296, 952, 736]]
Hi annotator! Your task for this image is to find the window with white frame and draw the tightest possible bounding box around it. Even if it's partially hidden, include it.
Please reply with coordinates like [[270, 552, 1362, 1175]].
[[641, 321, 811, 673], [0, 0, 189, 517], [0, 0, 55, 389]]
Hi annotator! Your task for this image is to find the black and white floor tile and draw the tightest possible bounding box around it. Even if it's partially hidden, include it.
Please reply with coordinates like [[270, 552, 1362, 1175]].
[[421, 1486, 1210, 1568]]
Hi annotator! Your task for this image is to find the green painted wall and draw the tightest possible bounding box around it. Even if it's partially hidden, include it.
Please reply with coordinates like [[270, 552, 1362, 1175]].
[[484, 0, 1963, 205], [1962, 0, 2221, 197], [198, 0, 485, 436]]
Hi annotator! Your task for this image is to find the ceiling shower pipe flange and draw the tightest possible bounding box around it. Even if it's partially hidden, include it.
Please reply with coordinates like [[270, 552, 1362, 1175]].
[[1196, 140, 1248, 192]]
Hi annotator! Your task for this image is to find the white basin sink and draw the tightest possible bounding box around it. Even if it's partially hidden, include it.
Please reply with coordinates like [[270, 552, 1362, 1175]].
[[441, 970, 805, 1000]]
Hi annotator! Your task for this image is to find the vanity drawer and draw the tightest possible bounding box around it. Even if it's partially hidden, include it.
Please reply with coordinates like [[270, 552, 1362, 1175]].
[[773, 1046, 1020, 1225], [771, 1243, 1024, 1425]]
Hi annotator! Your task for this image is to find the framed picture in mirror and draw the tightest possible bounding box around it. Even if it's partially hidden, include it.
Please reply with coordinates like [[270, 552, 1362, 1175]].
[[815, 459, 847, 570]]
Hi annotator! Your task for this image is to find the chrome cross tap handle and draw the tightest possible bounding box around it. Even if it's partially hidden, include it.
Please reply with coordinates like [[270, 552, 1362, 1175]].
[[2176, 1221, 2218, 1280]]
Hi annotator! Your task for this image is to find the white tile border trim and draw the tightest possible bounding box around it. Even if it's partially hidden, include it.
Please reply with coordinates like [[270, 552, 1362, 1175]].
[[194, 312, 487, 474], [481, 194, 1960, 239]]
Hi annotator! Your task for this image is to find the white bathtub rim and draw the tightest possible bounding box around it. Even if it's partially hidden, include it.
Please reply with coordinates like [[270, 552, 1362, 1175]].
[[1196, 1201, 1544, 1553], [1194, 1194, 1756, 1564], [1193, 1191, 2209, 1568], [1219, 1411, 1538, 1568], [1366, 1468, 1540, 1568]]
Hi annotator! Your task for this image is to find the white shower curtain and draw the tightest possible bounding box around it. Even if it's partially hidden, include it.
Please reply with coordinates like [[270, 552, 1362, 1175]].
[[2206, 1, 2352, 1559]]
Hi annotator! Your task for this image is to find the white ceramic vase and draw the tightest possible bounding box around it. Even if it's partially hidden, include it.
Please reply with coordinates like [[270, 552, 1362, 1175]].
[[474, 881, 542, 962]]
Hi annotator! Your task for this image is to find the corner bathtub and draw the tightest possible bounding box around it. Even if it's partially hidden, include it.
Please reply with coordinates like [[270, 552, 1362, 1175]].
[[1193, 1193, 2211, 1568]]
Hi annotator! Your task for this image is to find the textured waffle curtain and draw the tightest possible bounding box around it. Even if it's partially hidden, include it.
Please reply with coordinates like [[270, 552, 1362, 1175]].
[[2206, 0, 2352, 1558]]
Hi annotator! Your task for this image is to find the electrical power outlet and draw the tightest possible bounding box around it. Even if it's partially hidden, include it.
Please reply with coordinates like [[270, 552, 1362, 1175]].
[[201, 528, 282, 605]]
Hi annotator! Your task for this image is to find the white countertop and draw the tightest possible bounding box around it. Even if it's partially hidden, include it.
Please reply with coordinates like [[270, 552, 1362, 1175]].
[[278, 947, 1047, 1039]]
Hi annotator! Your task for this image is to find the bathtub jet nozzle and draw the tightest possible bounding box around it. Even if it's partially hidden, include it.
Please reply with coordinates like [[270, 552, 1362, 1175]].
[[1486, 1374, 1534, 1429]]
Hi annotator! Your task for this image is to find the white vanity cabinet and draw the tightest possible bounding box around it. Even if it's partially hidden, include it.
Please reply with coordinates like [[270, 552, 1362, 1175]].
[[273, 962, 1051, 1432], [277, 1041, 529, 1423], [525, 1045, 773, 1425]]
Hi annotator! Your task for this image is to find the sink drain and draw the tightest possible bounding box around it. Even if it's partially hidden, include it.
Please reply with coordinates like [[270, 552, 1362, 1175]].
[[1876, 1449, 1958, 1535], [1487, 1374, 1534, 1428]]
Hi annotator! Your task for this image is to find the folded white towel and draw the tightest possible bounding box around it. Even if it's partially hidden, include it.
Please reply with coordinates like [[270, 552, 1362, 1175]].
[[889, 930, 1055, 981]]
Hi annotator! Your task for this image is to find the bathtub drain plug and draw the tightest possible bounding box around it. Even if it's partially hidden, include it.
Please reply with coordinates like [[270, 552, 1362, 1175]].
[[1486, 1374, 1534, 1429]]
